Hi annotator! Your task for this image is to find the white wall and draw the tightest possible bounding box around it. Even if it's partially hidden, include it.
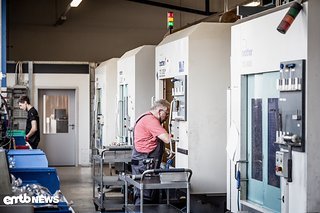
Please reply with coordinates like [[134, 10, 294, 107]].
[[7, 72, 90, 166]]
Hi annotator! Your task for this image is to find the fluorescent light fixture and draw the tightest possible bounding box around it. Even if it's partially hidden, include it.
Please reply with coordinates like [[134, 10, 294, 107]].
[[245, 1, 260, 6], [70, 0, 82, 7]]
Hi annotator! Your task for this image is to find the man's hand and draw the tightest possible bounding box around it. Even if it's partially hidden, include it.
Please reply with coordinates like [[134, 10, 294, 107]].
[[157, 133, 170, 144]]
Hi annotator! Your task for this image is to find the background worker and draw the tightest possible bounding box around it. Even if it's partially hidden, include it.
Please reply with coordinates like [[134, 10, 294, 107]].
[[18, 95, 40, 149], [131, 99, 171, 205]]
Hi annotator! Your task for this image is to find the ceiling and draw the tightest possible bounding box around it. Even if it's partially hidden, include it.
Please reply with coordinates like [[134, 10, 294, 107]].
[[6, 0, 275, 62]]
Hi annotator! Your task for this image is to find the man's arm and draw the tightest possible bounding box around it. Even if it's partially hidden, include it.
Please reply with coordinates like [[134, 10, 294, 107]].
[[26, 120, 37, 138], [157, 133, 170, 144]]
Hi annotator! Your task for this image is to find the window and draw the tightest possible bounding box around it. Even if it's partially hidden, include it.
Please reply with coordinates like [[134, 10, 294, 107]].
[[43, 95, 69, 134]]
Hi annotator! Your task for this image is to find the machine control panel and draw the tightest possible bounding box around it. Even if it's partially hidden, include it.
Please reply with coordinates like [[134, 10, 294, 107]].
[[276, 59, 305, 152], [171, 75, 187, 121], [275, 151, 289, 178]]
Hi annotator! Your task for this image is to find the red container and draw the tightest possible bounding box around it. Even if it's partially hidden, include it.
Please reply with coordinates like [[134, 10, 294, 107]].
[[15, 145, 29, 149]]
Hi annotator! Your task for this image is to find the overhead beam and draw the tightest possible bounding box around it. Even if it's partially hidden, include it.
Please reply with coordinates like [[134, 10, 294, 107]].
[[128, 0, 216, 16]]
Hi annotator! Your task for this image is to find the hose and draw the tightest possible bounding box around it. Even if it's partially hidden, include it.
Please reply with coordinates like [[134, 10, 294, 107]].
[[236, 170, 241, 211]]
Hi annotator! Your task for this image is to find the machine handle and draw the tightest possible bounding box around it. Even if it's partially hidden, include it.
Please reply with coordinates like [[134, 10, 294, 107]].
[[153, 168, 189, 173], [167, 100, 175, 159], [141, 168, 193, 182], [234, 160, 248, 180]]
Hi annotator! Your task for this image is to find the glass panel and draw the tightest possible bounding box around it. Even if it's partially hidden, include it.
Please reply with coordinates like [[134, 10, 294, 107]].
[[251, 98, 263, 181], [96, 88, 102, 115], [123, 84, 128, 143], [43, 95, 68, 134], [119, 85, 124, 140], [268, 98, 280, 187]]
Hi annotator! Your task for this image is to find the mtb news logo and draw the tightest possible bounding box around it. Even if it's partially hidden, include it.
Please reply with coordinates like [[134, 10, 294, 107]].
[[3, 194, 59, 205]]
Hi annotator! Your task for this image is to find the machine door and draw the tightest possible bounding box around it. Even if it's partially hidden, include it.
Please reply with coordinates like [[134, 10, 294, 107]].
[[38, 89, 76, 166], [247, 72, 280, 212]]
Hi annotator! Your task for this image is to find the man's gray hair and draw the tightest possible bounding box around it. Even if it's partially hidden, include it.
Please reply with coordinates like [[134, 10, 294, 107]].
[[151, 99, 170, 110]]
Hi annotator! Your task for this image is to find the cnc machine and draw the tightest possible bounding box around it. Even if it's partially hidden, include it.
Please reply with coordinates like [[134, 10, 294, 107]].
[[117, 45, 156, 145], [228, 1, 320, 212], [155, 23, 231, 199], [94, 58, 119, 148]]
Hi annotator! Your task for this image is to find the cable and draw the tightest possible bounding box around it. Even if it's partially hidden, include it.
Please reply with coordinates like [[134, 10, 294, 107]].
[[237, 189, 240, 211], [235, 166, 241, 211]]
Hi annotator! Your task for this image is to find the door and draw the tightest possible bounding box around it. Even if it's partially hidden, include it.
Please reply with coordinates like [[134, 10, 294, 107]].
[[38, 89, 76, 166], [246, 72, 281, 212]]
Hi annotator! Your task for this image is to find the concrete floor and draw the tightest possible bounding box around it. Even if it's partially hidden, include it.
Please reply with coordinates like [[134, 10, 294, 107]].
[[57, 166, 98, 213], [56, 166, 226, 213]]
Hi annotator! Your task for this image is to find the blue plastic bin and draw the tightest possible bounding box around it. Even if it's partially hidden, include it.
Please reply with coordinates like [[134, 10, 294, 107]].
[[7, 149, 48, 168], [10, 167, 60, 194]]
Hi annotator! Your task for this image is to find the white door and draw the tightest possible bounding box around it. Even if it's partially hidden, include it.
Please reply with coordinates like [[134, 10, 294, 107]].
[[38, 89, 76, 166]]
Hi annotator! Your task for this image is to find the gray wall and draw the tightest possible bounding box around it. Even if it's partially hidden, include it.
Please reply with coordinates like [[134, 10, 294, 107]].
[[8, 0, 226, 62]]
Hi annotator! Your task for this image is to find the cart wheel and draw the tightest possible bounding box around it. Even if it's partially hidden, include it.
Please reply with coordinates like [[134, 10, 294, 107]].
[[100, 208, 106, 212]]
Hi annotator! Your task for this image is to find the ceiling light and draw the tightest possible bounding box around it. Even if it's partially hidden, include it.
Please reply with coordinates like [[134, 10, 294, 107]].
[[245, 1, 261, 6], [70, 0, 82, 7]]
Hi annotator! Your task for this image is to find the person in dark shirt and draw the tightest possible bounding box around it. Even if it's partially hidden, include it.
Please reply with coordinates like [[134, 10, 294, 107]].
[[18, 95, 40, 149]]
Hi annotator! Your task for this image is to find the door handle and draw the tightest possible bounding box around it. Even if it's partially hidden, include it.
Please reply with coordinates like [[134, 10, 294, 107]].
[[69, 124, 75, 130]]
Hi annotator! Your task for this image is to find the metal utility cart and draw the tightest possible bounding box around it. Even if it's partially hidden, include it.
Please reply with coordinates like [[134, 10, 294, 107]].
[[121, 168, 192, 213], [92, 146, 132, 212]]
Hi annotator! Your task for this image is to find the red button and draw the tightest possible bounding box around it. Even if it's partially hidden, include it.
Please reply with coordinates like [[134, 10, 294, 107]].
[[276, 166, 282, 172]]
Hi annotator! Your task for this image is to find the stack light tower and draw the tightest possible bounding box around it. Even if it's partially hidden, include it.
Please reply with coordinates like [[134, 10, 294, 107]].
[[167, 12, 174, 34]]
